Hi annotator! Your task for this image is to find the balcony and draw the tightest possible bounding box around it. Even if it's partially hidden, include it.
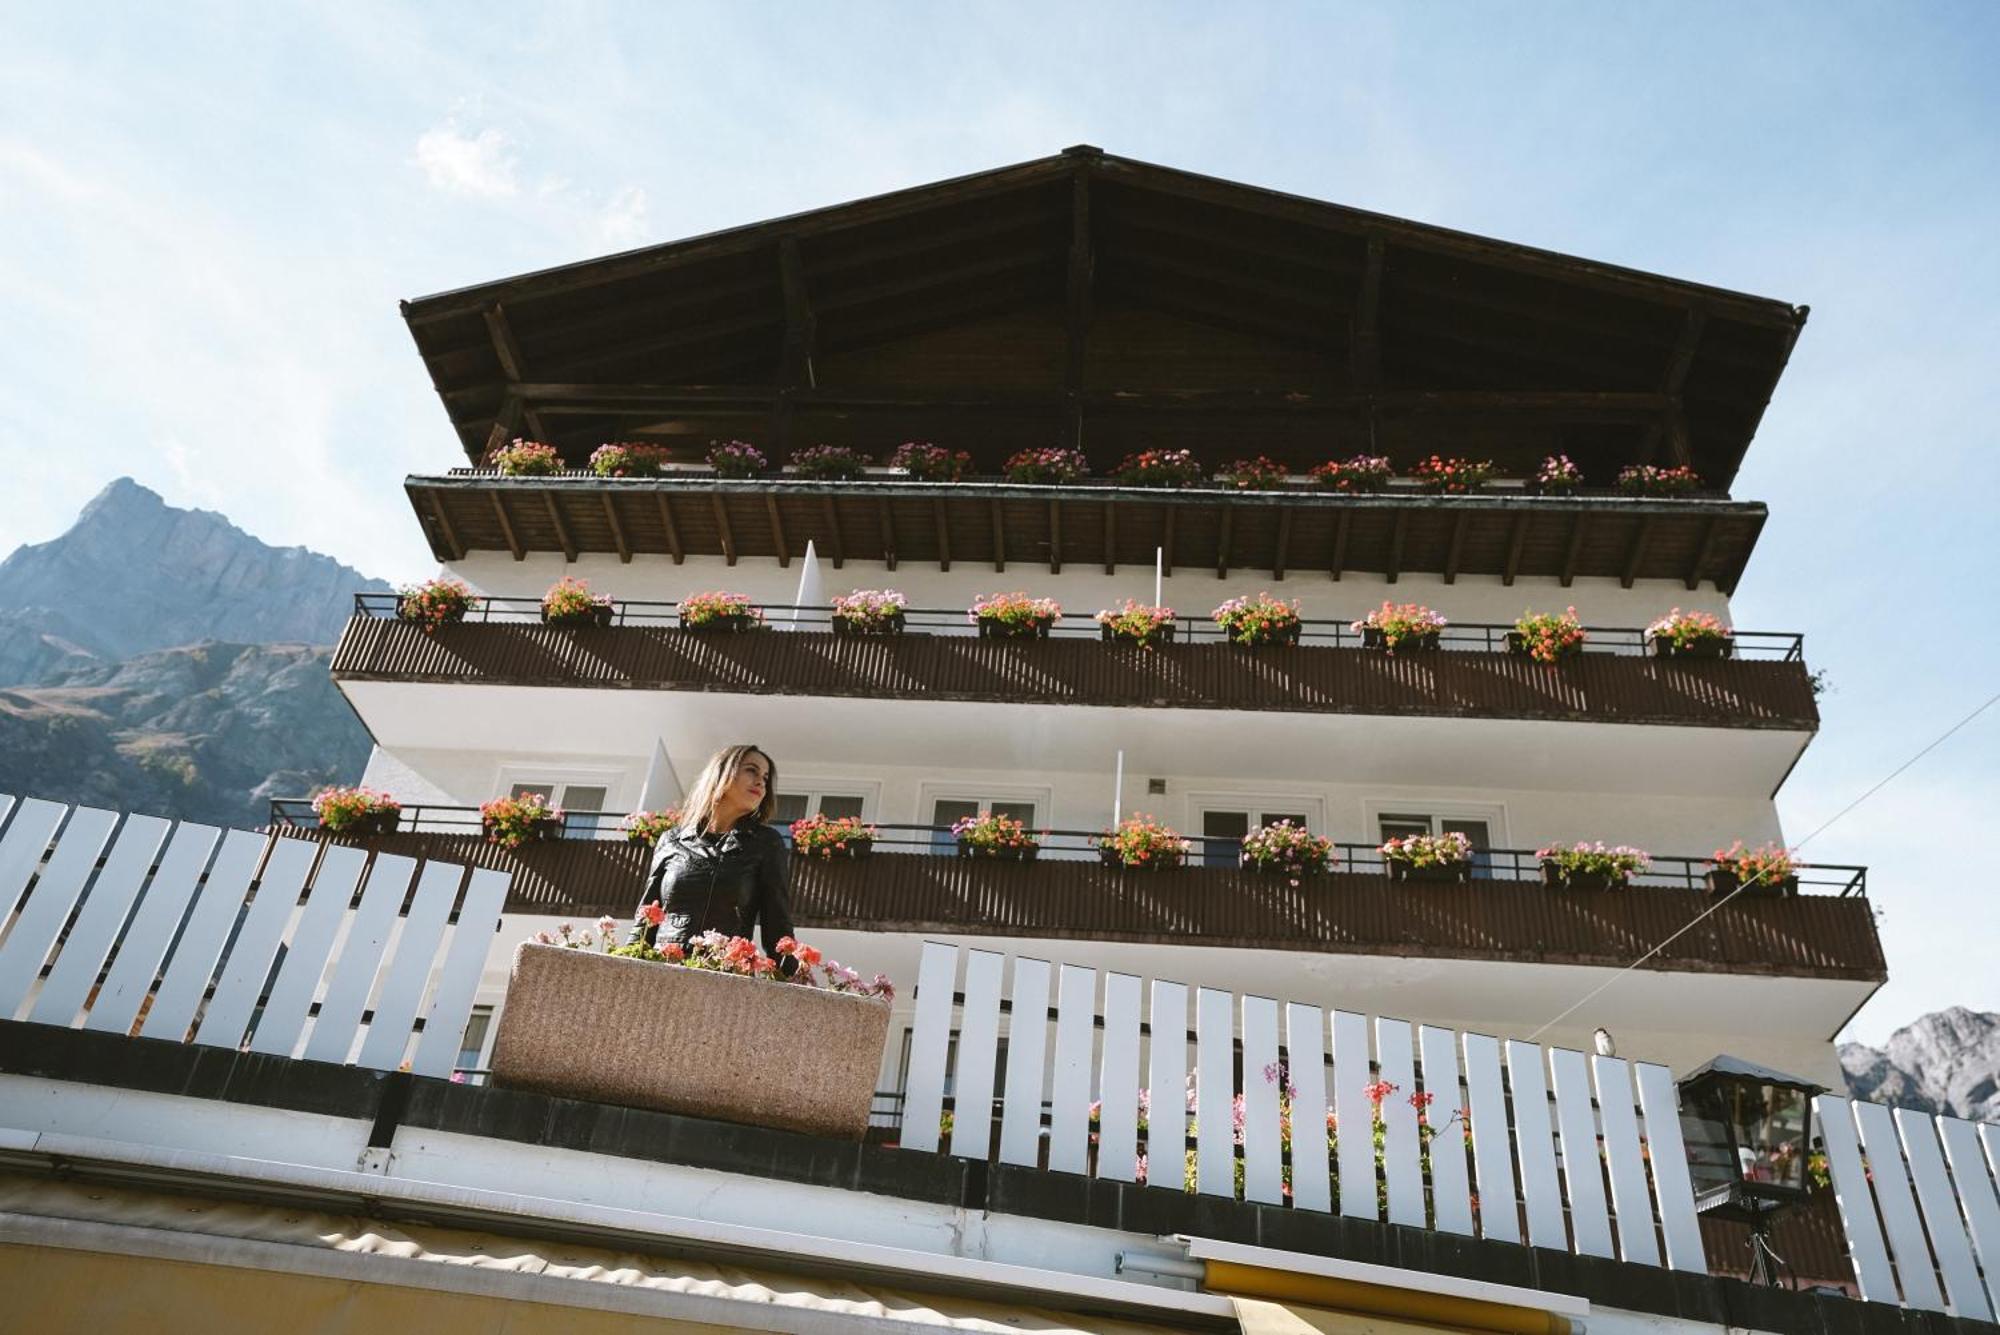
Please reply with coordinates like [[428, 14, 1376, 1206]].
[[332, 595, 1818, 732], [406, 471, 1770, 591], [268, 803, 1881, 984]]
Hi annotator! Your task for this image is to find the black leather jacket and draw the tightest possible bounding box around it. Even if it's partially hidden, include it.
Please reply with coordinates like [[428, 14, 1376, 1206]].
[[636, 818, 796, 961]]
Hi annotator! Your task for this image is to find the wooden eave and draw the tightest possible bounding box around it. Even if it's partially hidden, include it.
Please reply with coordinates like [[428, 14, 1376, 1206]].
[[405, 475, 1769, 593], [400, 147, 1808, 493]]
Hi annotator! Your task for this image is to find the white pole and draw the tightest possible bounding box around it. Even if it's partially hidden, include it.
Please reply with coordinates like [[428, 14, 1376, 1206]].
[[1155, 547, 1163, 607], [1114, 749, 1125, 826]]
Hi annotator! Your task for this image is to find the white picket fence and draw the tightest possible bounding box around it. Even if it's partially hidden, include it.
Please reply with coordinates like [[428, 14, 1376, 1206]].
[[1815, 1093, 2000, 1321], [0, 795, 508, 1076], [900, 941, 1707, 1272]]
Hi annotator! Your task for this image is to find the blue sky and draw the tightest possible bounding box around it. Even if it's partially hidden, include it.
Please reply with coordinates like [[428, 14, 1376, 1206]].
[[2, 4, 1994, 1045]]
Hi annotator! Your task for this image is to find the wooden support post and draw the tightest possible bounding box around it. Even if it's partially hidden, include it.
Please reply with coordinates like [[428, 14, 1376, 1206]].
[[1065, 160, 1094, 395], [878, 497, 897, 571], [600, 494, 630, 563], [1503, 511, 1530, 586], [655, 493, 684, 564], [1160, 506, 1175, 577], [1330, 508, 1350, 580], [1443, 511, 1469, 585], [483, 394, 525, 464], [766, 494, 791, 568], [991, 499, 1006, 572], [822, 496, 846, 569], [490, 492, 523, 561], [1048, 498, 1062, 574], [1215, 504, 1233, 579], [1560, 512, 1588, 587], [1386, 510, 1407, 584], [426, 489, 464, 561], [778, 236, 816, 389], [1647, 309, 1706, 464], [1103, 500, 1116, 575], [485, 307, 549, 441], [1622, 516, 1655, 588], [933, 498, 951, 571], [1687, 516, 1722, 591], [1350, 234, 1384, 388], [543, 493, 576, 562], [1272, 508, 1293, 579], [712, 495, 737, 567]]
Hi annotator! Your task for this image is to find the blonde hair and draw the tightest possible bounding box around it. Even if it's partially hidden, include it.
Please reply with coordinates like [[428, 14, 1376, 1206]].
[[679, 743, 777, 833]]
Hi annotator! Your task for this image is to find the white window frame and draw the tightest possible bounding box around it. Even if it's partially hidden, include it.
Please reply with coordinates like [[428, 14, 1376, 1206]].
[[1185, 791, 1328, 837], [1360, 798, 1510, 848], [494, 763, 632, 813], [915, 780, 1054, 831], [769, 779, 882, 825]]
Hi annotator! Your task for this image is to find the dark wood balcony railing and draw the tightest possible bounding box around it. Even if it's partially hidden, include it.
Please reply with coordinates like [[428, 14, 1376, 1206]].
[[268, 805, 1881, 982], [331, 596, 1819, 730]]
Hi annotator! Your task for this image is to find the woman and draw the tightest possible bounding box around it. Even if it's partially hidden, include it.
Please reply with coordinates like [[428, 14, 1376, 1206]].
[[634, 743, 796, 970]]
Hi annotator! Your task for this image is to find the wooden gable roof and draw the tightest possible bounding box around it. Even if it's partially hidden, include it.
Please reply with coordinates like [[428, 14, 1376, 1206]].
[[401, 147, 1807, 490]]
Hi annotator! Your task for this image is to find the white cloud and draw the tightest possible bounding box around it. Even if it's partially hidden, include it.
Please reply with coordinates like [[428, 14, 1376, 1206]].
[[413, 121, 518, 198], [595, 184, 650, 247]]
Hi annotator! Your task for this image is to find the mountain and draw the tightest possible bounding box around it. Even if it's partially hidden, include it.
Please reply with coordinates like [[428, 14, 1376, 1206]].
[[1840, 1008, 2000, 1121], [0, 477, 389, 682]]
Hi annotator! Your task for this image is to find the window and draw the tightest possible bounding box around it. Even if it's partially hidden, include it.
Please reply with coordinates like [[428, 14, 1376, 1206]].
[[770, 791, 868, 826], [1378, 811, 1495, 878], [455, 1006, 494, 1082], [509, 781, 611, 838], [1199, 807, 1310, 869], [930, 796, 1037, 855]]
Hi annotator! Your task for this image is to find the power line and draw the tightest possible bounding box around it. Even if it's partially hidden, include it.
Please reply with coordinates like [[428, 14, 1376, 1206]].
[[1526, 686, 2000, 1042]]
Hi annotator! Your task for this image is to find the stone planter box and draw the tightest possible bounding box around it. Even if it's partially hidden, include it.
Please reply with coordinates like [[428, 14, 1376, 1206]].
[[490, 944, 891, 1139]]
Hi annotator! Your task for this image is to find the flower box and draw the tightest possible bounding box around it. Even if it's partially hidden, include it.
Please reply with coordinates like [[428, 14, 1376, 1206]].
[[832, 611, 905, 637], [1362, 627, 1441, 653], [484, 814, 564, 845], [490, 943, 890, 1140], [543, 605, 615, 629], [338, 809, 401, 838], [1100, 845, 1177, 869], [1540, 860, 1622, 892], [683, 611, 762, 634], [1388, 861, 1470, 884], [1099, 622, 1177, 645], [976, 616, 1053, 639], [1506, 631, 1582, 661], [958, 838, 1038, 862], [1704, 868, 1798, 898], [1652, 635, 1734, 660]]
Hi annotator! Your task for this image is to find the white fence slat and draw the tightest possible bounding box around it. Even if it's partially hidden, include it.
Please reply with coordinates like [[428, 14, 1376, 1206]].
[[1814, 1095, 1897, 1302], [1549, 1047, 1614, 1258], [1147, 980, 1188, 1189], [30, 814, 170, 1026], [1096, 972, 1142, 1183], [0, 798, 67, 924], [353, 860, 464, 1072], [1462, 1032, 1519, 1244], [1983, 1123, 2000, 1182], [1634, 1061, 1705, 1274], [1195, 987, 1234, 1197], [148, 830, 271, 1042], [1855, 1098, 1946, 1311], [1332, 1010, 1374, 1218], [246, 843, 367, 1058], [1592, 1056, 1660, 1266], [949, 949, 1004, 1161], [409, 867, 511, 1079], [1377, 1018, 1424, 1227], [85, 822, 221, 1036], [1287, 1003, 1332, 1214], [191, 837, 317, 1050], [1047, 964, 1097, 1175], [0, 794, 14, 833], [898, 940, 959, 1155], [1939, 1116, 2000, 1318], [1897, 1107, 1992, 1321], [1418, 1025, 1473, 1236], [1506, 1039, 1567, 1250], [302, 853, 415, 1065], [0, 806, 119, 1017], [1240, 996, 1284, 1204], [997, 957, 1051, 1167]]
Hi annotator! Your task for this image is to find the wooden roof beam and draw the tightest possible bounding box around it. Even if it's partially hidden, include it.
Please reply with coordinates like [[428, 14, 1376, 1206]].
[[1560, 512, 1589, 587], [490, 492, 523, 561], [778, 235, 817, 390], [483, 305, 550, 441], [1442, 510, 1469, 584], [1350, 234, 1384, 388], [1646, 310, 1706, 463], [1502, 512, 1530, 586], [482, 394, 525, 462], [1066, 160, 1094, 393], [712, 495, 738, 566], [1386, 510, 1408, 584], [543, 493, 577, 562], [766, 495, 791, 568], [601, 494, 631, 563], [1621, 516, 1656, 588], [822, 496, 846, 569], [425, 489, 464, 562], [655, 493, 684, 564]]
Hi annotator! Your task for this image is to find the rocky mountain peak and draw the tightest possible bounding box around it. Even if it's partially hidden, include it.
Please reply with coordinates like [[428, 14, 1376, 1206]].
[[1841, 1007, 2000, 1121]]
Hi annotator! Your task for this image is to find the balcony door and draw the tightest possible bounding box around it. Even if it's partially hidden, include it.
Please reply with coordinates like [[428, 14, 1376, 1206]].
[[771, 790, 868, 845], [930, 797, 1037, 856], [1378, 811, 1494, 878], [508, 781, 610, 838], [1198, 806, 1311, 870]]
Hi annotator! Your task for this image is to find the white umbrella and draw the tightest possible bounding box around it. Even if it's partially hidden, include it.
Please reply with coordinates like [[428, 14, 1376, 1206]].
[[789, 538, 826, 631]]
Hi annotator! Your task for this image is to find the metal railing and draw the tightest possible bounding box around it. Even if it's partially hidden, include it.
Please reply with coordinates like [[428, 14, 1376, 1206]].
[[268, 801, 1865, 897], [353, 594, 1804, 661]]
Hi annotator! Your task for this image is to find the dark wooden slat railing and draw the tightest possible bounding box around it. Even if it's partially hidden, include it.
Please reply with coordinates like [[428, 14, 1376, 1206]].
[[330, 614, 1818, 729], [270, 824, 1883, 982]]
